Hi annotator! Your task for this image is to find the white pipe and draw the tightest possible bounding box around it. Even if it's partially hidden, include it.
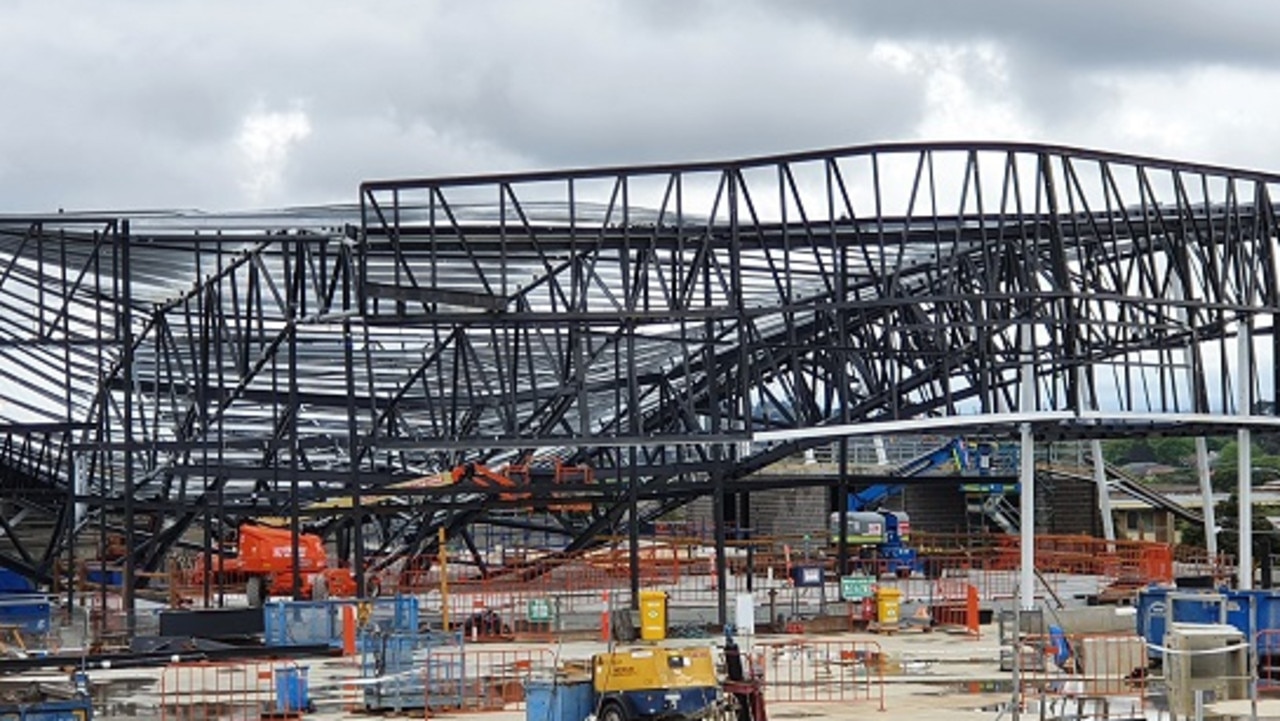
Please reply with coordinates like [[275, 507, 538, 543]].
[[1171, 264, 1215, 561], [1019, 320, 1036, 612], [73, 452, 86, 531], [1077, 360, 1115, 544], [1020, 421, 1036, 611], [873, 436, 888, 466], [1194, 437, 1217, 561], [1238, 321, 1253, 590], [1091, 439, 1115, 543]]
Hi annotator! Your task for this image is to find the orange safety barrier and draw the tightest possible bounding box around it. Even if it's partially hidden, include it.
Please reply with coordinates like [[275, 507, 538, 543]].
[[930, 580, 980, 638], [752, 639, 885, 709], [160, 660, 314, 720], [142, 529, 1180, 643], [1258, 629, 1280, 694], [1014, 631, 1148, 719], [914, 532, 1175, 581], [1172, 545, 1235, 584], [338, 646, 553, 715], [509, 616, 556, 642], [428, 647, 555, 712]]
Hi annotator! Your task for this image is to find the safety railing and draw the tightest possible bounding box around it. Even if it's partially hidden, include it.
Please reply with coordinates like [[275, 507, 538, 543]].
[[1013, 631, 1149, 720], [750, 639, 885, 710], [87, 530, 1176, 646], [347, 638, 553, 715], [930, 579, 980, 637], [160, 660, 310, 720], [1256, 629, 1280, 695], [432, 646, 555, 712]]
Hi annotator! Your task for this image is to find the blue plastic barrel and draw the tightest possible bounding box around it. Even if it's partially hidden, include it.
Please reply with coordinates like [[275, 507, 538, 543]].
[[275, 666, 311, 713]]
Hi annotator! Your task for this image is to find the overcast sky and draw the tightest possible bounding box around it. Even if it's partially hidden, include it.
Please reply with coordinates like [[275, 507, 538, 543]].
[[5, 0, 1280, 213]]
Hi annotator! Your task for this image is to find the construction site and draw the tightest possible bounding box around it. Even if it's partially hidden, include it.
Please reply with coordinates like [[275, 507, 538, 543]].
[[1, 140, 1279, 720]]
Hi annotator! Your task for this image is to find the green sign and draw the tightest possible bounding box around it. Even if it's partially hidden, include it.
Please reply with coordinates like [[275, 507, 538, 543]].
[[527, 597, 554, 622], [840, 575, 874, 601]]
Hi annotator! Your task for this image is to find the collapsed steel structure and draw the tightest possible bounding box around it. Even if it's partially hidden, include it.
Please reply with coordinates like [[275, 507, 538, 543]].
[[1, 141, 1278, 622]]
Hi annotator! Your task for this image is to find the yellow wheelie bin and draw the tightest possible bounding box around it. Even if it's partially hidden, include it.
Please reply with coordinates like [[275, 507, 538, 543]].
[[875, 587, 902, 625], [639, 590, 668, 641]]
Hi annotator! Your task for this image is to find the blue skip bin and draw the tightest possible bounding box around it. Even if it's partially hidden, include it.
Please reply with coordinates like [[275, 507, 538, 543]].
[[0, 597, 51, 635], [525, 680, 593, 721], [0, 697, 93, 719], [274, 666, 312, 714]]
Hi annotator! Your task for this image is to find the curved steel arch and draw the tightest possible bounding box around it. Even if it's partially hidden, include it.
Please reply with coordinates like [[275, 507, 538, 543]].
[[359, 141, 1279, 470], [0, 141, 1277, 617]]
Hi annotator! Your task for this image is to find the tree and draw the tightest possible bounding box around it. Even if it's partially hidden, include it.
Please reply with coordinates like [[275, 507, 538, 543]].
[[1148, 437, 1196, 467], [1181, 492, 1280, 559], [1101, 439, 1136, 465], [1101, 439, 1156, 464], [1254, 432, 1280, 456], [1211, 439, 1280, 490]]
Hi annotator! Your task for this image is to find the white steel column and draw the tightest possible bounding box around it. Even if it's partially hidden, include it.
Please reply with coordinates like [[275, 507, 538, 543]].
[[1238, 321, 1253, 590], [1091, 439, 1115, 542], [72, 452, 86, 531], [1079, 363, 1115, 543], [1195, 437, 1217, 561], [1019, 322, 1036, 611], [1020, 422, 1036, 610], [1171, 260, 1218, 559]]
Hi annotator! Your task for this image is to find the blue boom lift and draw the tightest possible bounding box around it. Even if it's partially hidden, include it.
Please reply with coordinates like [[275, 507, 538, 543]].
[[829, 438, 1012, 576]]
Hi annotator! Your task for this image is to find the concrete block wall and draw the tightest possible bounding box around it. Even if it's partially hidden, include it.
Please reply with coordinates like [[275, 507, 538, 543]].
[[684, 486, 828, 540], [1041, 474, 1101, 536], [680, 474, 1101, 540], [901, 484, 970, 534]]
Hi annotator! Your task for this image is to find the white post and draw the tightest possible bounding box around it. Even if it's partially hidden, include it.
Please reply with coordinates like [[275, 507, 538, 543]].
[[73, 452, 86, 531], [1194, 437, 1218, 561], [1238, 321, 1253, 590], [873, 436, 888, 466], [1171, 260, 1218, 562], [1020, 422, 1036, 611], [1091, 439, 1115, 542], [1077, 361, 1115, 544], [1019, 320, 1036, 612]]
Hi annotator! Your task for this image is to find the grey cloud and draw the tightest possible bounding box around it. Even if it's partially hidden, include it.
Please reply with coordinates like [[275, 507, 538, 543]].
[[782, 1, 1280, 70], [768, 0, 1280, 140], [1, 1, 933, 210], [3, 0, 1279, 212], [383, 2, 927, 168]]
